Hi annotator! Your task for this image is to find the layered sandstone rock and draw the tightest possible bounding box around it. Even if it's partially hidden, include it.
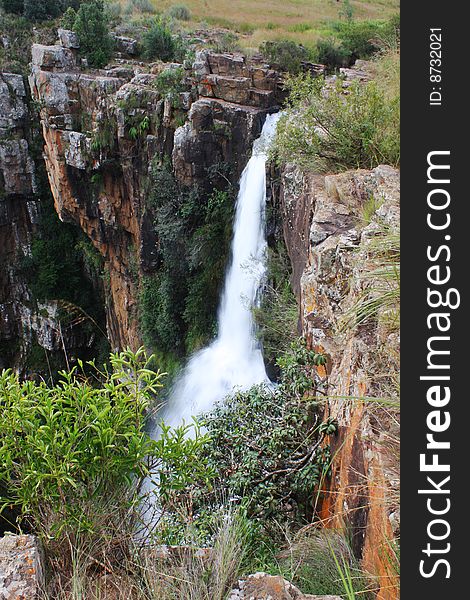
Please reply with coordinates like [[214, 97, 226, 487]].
[[277, 164, 400, 600]]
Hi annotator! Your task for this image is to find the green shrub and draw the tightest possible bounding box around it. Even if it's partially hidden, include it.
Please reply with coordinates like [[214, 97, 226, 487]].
[[142, 17, 186, 62], [260, 39, 310, 74], [60, 5, 77, 29], [0, 0, 24, 15], [313, 38, 350, 69], [73, 0, 113, 68], [334, 20, 383, 60], [166, 3, 191, 21], [339, 0, 354, 22], [273, 59, 400, 172], [0, 0, 81, 21], [0, 348, 211, 556], [140, 165, 234, 357], [154, 66, 186, 107], [253, 241, 298, 368], [0, 13, 32, 74], [186, 340, 335, 535], [23, 0, 61, 20], [126, 0, 155, 14], [21, 199, 97, 312], [288, 22, 312, 33], [314, 16, 400, 70]]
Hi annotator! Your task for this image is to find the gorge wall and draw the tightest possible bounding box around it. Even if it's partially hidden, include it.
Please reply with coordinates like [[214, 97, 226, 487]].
[[0, 69, 102, 374], [274, 161, 400, 599], [27, 37, 283, 354]]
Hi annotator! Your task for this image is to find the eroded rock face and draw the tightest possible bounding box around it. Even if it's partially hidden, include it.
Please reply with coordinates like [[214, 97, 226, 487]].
[[28, 34, 283, 350], [173, 97, 270, 187], [0, 535, 44, 600], [278, 164, 400, 600], [0, 71, 92, 372]]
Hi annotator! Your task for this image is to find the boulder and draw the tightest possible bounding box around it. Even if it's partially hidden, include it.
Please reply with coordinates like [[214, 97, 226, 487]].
[[228, 572, 342, 600], [31, 44, 77, 71], [193, 51, 284, 107], [113, 35, 138, 56], [57, 28, 80, 50], [0, 535, 44, 600]]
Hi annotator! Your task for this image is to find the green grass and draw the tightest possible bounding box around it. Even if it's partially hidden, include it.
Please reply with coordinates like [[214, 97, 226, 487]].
[[118, 0, 399, 51]]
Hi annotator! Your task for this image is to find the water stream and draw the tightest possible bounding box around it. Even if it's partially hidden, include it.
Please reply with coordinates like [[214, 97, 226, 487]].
[[155, 112, 281, 432]]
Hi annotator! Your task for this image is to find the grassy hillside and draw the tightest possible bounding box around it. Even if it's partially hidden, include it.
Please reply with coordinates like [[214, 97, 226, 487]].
[[123, 0, 399, 50]]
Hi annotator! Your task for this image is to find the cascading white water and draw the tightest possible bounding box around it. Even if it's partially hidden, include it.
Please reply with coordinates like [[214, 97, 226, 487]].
[[158, 112, 281, 431]]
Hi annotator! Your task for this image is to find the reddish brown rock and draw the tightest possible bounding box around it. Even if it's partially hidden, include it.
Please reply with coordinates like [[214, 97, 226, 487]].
[[278, 164, 400, 600]]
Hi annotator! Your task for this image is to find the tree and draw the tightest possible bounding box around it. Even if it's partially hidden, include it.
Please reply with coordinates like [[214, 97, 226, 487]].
[[0, 0, 24, 15], [73, 0, 112, 68], [23, 0, 62, 21], [142, 18, 179, 61]]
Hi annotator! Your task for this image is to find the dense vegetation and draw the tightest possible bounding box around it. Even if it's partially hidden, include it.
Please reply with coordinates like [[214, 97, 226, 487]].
[[70, 0, 113, 67], [0, 349, 210, 550], [140, 163, 235, 362], [261, 15, 399, 71], [272, 47, 400, 172], [0, 0, 82, 21]]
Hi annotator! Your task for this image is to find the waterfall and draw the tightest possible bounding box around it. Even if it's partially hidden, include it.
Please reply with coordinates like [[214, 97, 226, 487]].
[[157, 112, 281, 431]]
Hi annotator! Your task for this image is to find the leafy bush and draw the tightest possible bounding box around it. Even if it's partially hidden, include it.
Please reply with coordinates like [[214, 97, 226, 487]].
[[21, 198, 99, 316], [166, 3, 191, 21], [313, 38, 350, 69], [125, 0, 155, 14], [0, 349, 210, 558], [273, 56, 400, 172], [0, 13, 32, 73], [73, 0, 112, 68], [1, 0, 82, 21], [334, 20, 383, 60], [60, 5, 77, 29], [185, 340, 335, 535], [0, 0, 23, 14], [313, 15, 400, 70], [260, 39, 310, 74], [154, 66, 186, 107], [23, 0, 62, 20], [142, 17, 186, 62]]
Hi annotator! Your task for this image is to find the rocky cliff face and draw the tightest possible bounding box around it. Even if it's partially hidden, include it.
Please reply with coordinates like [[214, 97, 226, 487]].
[[0, 70, 101, 373], [28, 36, 282, 352], [274, 162, 399, 599]]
